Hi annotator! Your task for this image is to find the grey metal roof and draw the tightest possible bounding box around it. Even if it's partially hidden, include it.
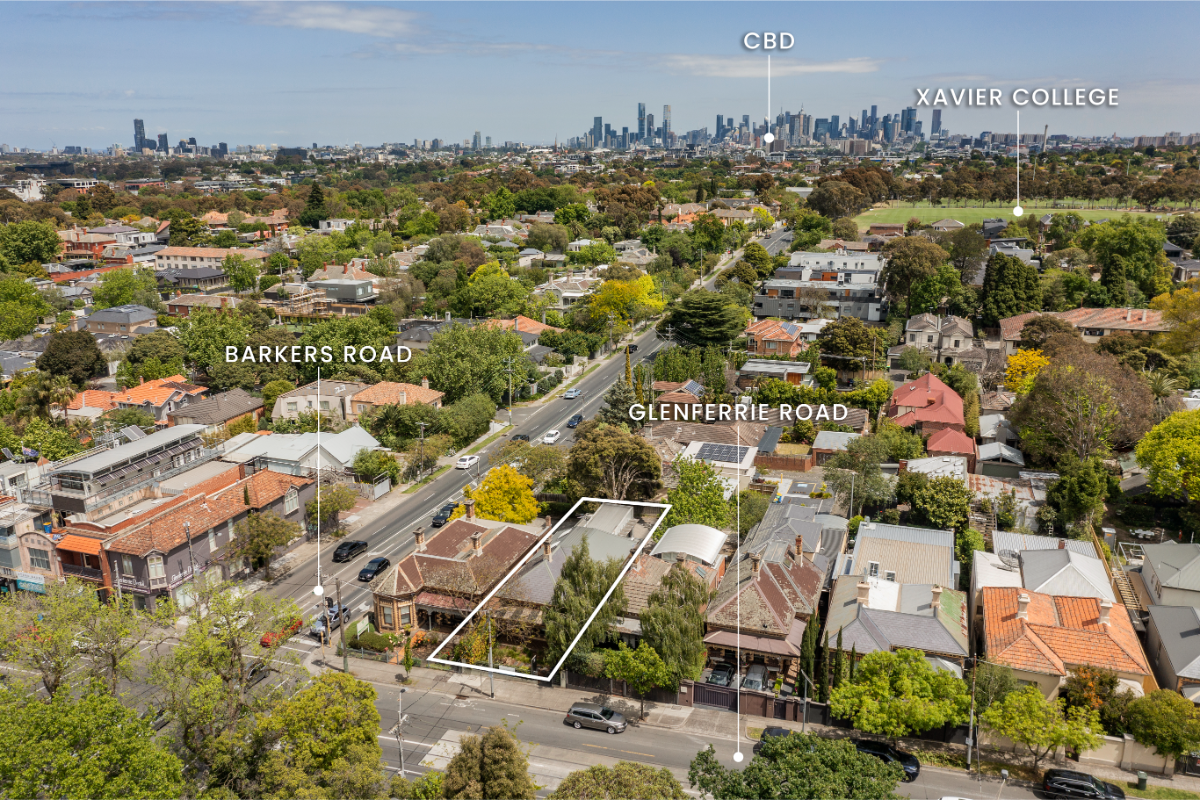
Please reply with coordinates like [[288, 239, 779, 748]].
[[991, 530, 1094, 557], [1143, 542, 1200, 590], [740, 359, 811, 377], [979, 442, 1025, 465], [87, 304, 158, 323], [855, 522, 954, 550], [812, 431, 860, 452], [586, 503, 634, 535], [650, 524, 727, 567], [1019, 549, 1115, 602], [861, 607, 967, 656], [756, 426, 782, 454], [52, 424, 206, 476], [1147, 605, 1200, 679], [169, 388, 263, 425]]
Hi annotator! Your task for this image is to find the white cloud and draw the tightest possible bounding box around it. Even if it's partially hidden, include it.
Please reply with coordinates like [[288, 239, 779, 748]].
[[655, 55, 882, 78], [248, 3, 419, 38]]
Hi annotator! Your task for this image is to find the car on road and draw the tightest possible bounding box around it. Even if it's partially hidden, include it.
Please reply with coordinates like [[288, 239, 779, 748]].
[[511, 433, 530, 442], [432, 503, 459, 527], [543, 430, 561, 444], [627, 344, 638, 353], [752, 726, 793, 755], [311, 604, 342, 641], [853, 739, 920, 782], [332, 540, 368, 562], [1042, 769, 1126, 799], [246, 661, 270, 688], [740, 663, 768, 692], [567, 414, 584, 428], [140, 706, 171, 731], [564, 702, 626, 734], [706, 663, 735, 687], [260, 617, 303, 648], [358, 557, 390, 582], [455, 454, 480, 469], [563, 389, 581, 399]]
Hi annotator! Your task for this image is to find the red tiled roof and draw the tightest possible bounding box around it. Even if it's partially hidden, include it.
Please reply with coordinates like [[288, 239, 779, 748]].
[[745, 319, 802, 343], [1056, 307, 1167, 333], [999, 311, 1042, 342], [926, 427, 977, 456], [157, 246, 268, 260], [66, 390, 118, 412], [486, 315, 563, 336], [887, 373, 964, 428], [353, 381, 444, 407], [651, 381, 688, 392], [116, 376, 207, 409], [655, 389, 703, 405]]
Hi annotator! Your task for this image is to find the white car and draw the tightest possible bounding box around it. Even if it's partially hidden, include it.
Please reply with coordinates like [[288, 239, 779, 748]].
[[455, 455, 480, 469], [543, 430, 561, 445]]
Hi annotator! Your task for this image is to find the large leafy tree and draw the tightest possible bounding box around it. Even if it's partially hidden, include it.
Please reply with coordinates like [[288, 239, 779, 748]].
[[1127, 690, 1200, 761], [823, 435, 894, 517], [443, 725, 537, 800], [566, 420, 661, 501], [418, 322, 526, 404], [36, 330, 106, 385], [224, 253, 260, 294], [496, 439, 566, 488], [660, 290, 746, 348], [92, 267, 162, 311], [604, 641, 671, 720], [981, 685, 1104, 768], [293, 314, 397, 385], [817, 316, 890, 369], [596, 379, 639, 428], [830, 649, 970, 741], [550, 761, 686, 800], [0, 276, 53, 340], [115, 329, 188, 388], [807, 181, 867, 220], [881, 237, 948, 316], [1078, 215, 1171, 299], [979, 252, 1042, 328], [1137, 409, 1200, 509], [231, 511, 302, 581], [662, 457, 732, 531], [942, 226, 988, 281], [176, 305, 253, 376], [451, 261, 532, 319], [1046, 454, 1112, 528], [0, 219, 61, 265], [910, 475, 974, 534], [543, 535, 628, 668], [640, 563, 712, 690], [454, 464, 539, 524]]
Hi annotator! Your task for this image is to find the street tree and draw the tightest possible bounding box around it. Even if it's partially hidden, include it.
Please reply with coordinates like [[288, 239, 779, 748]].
[[550, 761, 686, 800], [0, 219, 61, 265], [640, 563, 712, 689], [36, 330, 107, 385], [306, 483, 358, 531], [741, 241, 772, 275], [881, 237, 949, 316], [660, 290, 747, 348], [566, 421, 661, 501], [981, 685, 1104, 768], [662, 456, 732, 531], [543, 535, 628, 668], [1127, 690, 1200, 762], [443, 724, 537, 800], [971, 660, 1018, 716], [453, 464, 540, 524], [823, 435, 894, 517], [231, 510, 303, 581], [597, 379, 639, 428], [0, 576, 101, 697], [605, 641, 672, 720], [830, 649, 970, 742], [496, 438, 566, 488], [911, 475, 974, 534]]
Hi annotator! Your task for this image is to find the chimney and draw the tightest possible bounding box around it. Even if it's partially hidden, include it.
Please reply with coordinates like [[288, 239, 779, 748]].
[[139, 376, 145, 385], [856, 580, 870, 605], [930, 585, 943, 613], [421, 376, 430, 390], [414, 526, 426, 551], [471, 531, 483, 558], [542, 308, 547, 325], [750, 552, 762, 577], [542, 540, 552, 560], [795, 535, 805, 560], [543, 514, 552, 530], [1058, 538, 1066, 550], [1016, 592, 1030, 620], [464, 499, 475, 520], [898, 459, 907, 473], [399, 391, 406, 405], [1099, 600, 1112, 626]]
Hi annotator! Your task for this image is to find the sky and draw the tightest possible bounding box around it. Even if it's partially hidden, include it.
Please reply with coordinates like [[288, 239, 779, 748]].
[[3, 1, 1198, 151]]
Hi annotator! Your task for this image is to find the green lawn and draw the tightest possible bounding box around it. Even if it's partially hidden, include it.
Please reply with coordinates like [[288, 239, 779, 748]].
[[1125, 782, 1200, 800], [855, 202, 1163, 230]]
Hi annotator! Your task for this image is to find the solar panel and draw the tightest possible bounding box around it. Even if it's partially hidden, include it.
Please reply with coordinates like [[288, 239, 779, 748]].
[[682, 379, 706, 397], [121, 425, 147, 441], [696, 443, 749, 463]]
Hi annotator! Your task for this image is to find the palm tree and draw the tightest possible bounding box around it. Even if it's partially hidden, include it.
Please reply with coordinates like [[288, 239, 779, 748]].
[[66, 417, 93, 443], [48, 375, 76, 417], [1144, 369, 1185, 422], [17, 371, 54, 420]]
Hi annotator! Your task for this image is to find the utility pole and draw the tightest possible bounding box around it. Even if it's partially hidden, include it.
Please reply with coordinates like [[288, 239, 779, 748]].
[[336, 578, 349, 674], [396, 687, 407, 777], [184, 521, 196, 589], [112, 556, 122, 601], [487, 610, 495, 699], [501, 357, 515, 425], [416, 421, 428, 480]]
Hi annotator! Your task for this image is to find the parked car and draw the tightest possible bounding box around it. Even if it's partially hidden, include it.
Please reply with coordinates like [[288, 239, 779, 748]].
[[332, 540, 368, 562], [853, 739, 920, 782], [311, 604, 343, 641], [543, 430, 561, 444], [563, 702, 626, 734], [567, 414, 584, 428], [1042, 769, 1126, 799], [455, 454, 480, 469], [740, 663, 768, 692], [706, 663, 735, 687], [140, 706, 171, 731], [563, 389, 581, 399], [511, 434, 530, 442], [753, 726, 793, 755], [432, 503, 459, 527], [246, 661, 270, 688], [260, 616, 303, 648], [358, 557, 390, 582]]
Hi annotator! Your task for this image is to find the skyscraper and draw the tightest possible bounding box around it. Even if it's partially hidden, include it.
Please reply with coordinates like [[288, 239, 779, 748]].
[[637, 103, 646, 140], [157, 133, 168, 152], [716, 115, 724, 138], [742, 114, 750, 130], [473, 130, 481, 149], [830, 115, 840, 137], [870, 105, 878, 124], [645, 113, 655, 139], [592, 117, 603, 145], [931, 109, 942, 135], [662, 105, 671, 136], [133, 119, 146, 152], [900, 107, 916, 134], [861, 110, 868, 129]]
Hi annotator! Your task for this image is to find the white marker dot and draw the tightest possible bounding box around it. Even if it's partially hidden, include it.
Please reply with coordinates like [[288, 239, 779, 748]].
[[734, 751, 744, 763], [1013, 206, 1024, 217], [763, 133, 774, 144]]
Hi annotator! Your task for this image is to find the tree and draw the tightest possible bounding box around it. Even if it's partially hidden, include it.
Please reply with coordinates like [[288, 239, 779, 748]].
[[1078, 215, 1171, 299], [943, 227, 988, 282], [817, 316, 890, 369], [1019, 316, 1080, 349], [114, 330, 187, 388], [543, 535, 628, 668], [20, 416, 83, 460], [0, 689, 185, 800], [176, 305, 253, 376], [660, 290, 746, 349], [444, 724, 536, 800], [876, 417, 925, 461], [981, 685, 1104, 768], [224, 253, 260, 293], [550, 761, 686, 800], [832, 217, 860, 242], [979, 252, 1042, 328], [971, 660, 1018, 716], [1137, 410, 1200, 509], [640, 563, 712, 689], [911, 475, 974, 534], [168, 216, 209, 247], [267, 251, 291, 274], [92, 267, 162, 311], [597, 380, 639, 428], [688, 733, 903, 800], [306, 483, 358, 532], [527, 222, 569, 254], [807, 181, 867, 220], [353, 448, 400, 487], [824, 435, 894, 516], [16, 369, 54, 420], [496, 439, 566, 487], [420, 323, 526, 403], [1152, 284, 1200, 356], [454, 464, 539, 524], [956, 528, 986, 588], [1127, 690, 1200, 761], [662, 456, 732, 531], [1004, 348, 1050, 394], [742, 240, 772, 275], [231, 511, 302, 581], [566, 421, 661, 501], [735, 489, 770, 537], [299, 182, 328, 228], [262, 379, 296, 419], [485, 186, 517, 221], [830, 649, 970, 742], [451, 261, 532, 319], [881, 237, 948, 315], [605, 641, 671, 720], [438, 393, 499, 449], [1047, 454, 1111, 528], [36, 330, 106, 385], [0, 219, 61, 265]]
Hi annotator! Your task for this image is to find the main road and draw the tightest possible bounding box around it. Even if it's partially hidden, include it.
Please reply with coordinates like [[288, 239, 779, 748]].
[[265, 326, 667, 620], [700, 226, 793, 291]]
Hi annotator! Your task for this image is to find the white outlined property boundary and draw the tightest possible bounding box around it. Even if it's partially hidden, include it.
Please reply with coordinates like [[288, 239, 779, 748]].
[[427, 497, 672, 681]]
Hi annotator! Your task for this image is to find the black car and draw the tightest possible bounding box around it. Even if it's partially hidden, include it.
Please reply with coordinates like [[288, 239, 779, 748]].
[[627, 344, 638, 353], [432, 503, 459, 527], [358, 557, 390, 582], [706, 663, 735, 687], [246, 661, 270, 688], [752, 726, 792, 754], [511, 434, 530, 442], [332, 540, 368, 562], [1043, 769, 1126, 799], [853, 739, 920, 782], [567, 414, 584, 428]]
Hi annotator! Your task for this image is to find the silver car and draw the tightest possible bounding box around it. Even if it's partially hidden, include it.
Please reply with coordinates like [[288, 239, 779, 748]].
[[564, 702, 626, 734]]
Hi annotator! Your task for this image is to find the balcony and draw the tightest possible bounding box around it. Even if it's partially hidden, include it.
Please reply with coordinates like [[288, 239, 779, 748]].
[[62, 562, 103, 581], [0, 535, 17, 550], [41, 447, 222, 511]]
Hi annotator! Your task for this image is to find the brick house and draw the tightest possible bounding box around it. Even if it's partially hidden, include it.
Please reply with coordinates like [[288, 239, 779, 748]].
[[886, 373, 965, 435]]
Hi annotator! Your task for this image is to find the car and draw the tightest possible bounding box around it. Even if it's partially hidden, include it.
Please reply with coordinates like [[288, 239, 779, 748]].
[[332, 540, 368, 562], [246, 661, 270, 688], [432, 503, 459, 527], [311, 604, 343, 641], [209, 611, 252, 639], [567, 414, 584, 428], [627, 344, 638, 353], [853, 739, 920, 782], [455, 454, 480, 469], [140, 706, 171, 731], [564, 702, 626, 734], [260, 616, 303, 648], [358, 557, 391, 582], [752, 726, 793, 754], [563, 389, 581, 399], [543, 430, 562, 444], [511, 434, 530, 442], [1042, 769, 1126, 799], [740, 663, 769, 692], [706, 663, 735, 687]]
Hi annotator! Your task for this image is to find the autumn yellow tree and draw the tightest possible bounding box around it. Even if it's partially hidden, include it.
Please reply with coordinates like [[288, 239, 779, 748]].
[[1151, 283, 1200, 355], [452, 464, 540, 524], [1005, 348, 1050, 395], [587, 275, 665, 327]]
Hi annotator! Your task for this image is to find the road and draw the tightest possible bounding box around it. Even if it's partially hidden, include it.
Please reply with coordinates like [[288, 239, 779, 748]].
[[265, 326, 667, 621], [700, 227, 793, 291]]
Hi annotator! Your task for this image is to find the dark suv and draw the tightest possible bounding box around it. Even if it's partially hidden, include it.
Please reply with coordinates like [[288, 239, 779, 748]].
[[852, 739, 920, 782], [432, 503, 458, 527], [1043, 769, 1126, 799], [332, 540, 368, 562]]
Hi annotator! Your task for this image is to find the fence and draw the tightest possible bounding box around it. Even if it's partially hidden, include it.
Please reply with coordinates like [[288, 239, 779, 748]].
[[754, 453, 815, 472], [565, 671, 682, 705], [336, 644, 392, 662]]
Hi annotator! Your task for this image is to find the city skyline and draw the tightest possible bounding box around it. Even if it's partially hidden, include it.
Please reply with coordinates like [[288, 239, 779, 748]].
[[2, 1, 1198, 149]]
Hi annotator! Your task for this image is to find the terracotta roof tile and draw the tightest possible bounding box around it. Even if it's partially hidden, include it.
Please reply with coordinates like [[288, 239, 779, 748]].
[[887, 373, 964, 428], [926, 427, 977, 456], [353, 381, 444, 407]]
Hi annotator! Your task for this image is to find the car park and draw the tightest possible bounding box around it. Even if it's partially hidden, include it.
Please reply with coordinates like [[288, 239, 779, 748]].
[[358, 557, 390, 581], [543, 430, 562, 444], [564, 702, 626, 734], [706, 663, 735, 687], [432, 503, 459, 526], [1042, 769, 1126, 799], [260, 617, 303, 648], [332, 540, 368, 562], [563, 389, 581, 399], [740, 663, 768, 692], [753, 726, 793, 754], [567, 414, 584, 428], [853, 739, 920, 782]]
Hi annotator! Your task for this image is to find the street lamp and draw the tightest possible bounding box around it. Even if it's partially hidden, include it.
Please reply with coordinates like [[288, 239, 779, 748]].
[[396, 687, 408, 777]]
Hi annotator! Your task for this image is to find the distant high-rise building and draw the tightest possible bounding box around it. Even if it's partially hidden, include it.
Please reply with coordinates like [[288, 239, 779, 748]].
[[485, 136, 492, 148], [188, 137, 197, 146], [621, 126, 629, 148], [592, 117, 603, 145], [133, 119, 146, 152], [662, 105, 671, 136], [157, 133, 168, 152], [861, 110, 868, 129], [645, 113, 655, 140], [472, 130, 481, 149], [830, 115, 840, 137], [900, 106, 917, 134], [218, 142, 228, 156], [931, 109, 942, 135], [814, 118, 829, 139], [742, 114, 750, 130], [870, 105, 878, 124], [313, 142, 318, 149], [716, 115, 724, 138], [637, 103, 646, 140]]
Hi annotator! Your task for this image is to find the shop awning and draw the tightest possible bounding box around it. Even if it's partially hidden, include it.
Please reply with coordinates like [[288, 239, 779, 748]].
[[57, 534, 103, 556]]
